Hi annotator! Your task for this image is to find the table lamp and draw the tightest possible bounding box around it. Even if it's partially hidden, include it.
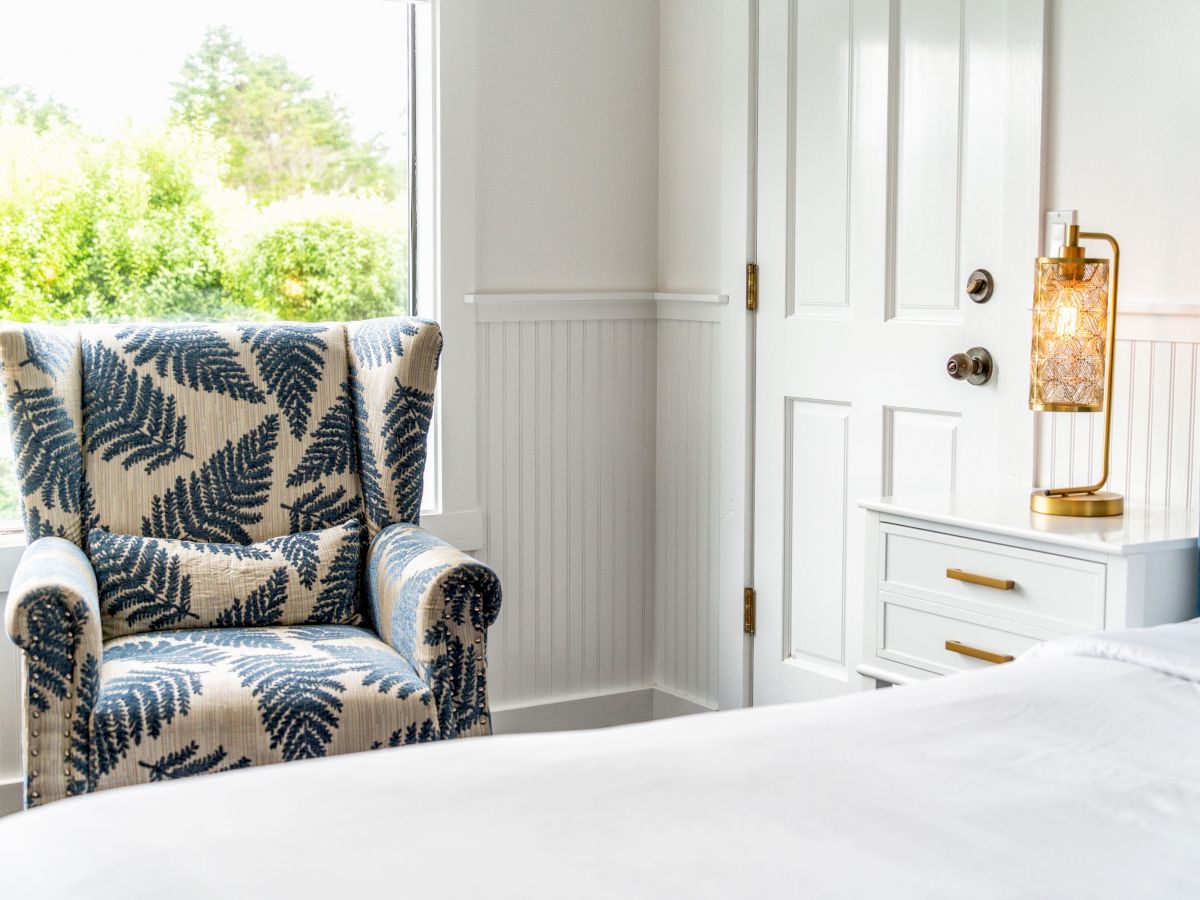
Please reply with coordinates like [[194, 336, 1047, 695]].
[[1029, 223, 1122, 517]]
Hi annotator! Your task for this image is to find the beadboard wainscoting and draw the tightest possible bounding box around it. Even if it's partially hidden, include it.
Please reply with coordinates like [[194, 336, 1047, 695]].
[[655, 317, 720, 707], [1036, 305, 1200, 510], [470, 292, 725, 723]]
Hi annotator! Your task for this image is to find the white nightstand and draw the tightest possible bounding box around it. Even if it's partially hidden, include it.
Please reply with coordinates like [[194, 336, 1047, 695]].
[[858, 489, 1199, 687]]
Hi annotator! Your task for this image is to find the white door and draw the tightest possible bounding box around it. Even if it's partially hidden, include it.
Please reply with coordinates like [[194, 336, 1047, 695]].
[[753, 0, 1044, 704]]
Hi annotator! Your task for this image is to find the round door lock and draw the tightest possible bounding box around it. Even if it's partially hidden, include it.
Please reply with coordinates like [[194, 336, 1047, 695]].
[[946, 347, 993, 385], [966, 269, 994, 303]]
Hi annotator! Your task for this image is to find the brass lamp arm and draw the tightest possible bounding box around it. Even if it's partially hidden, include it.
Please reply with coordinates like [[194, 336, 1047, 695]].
[[1043, 230, 1120, 498]]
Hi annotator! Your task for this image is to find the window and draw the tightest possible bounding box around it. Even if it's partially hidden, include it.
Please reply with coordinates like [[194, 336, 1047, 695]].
[[0, 0, 434, 533]]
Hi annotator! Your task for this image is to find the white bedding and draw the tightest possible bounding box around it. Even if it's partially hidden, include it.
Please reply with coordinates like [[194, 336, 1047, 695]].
[[4, 621, 1200, 899]]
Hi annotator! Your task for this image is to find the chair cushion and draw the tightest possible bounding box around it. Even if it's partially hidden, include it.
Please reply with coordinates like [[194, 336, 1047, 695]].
[[92, 625, 439, 792], [88, 520, 362, 639]]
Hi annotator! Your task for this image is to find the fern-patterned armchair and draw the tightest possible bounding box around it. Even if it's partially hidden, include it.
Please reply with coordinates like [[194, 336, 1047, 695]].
[[0, 318, 501, 808]]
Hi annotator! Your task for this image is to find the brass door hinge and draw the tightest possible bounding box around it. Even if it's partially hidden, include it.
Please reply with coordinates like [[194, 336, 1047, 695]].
[[746, 262, 758, 311], [743, 586, 756, 635]]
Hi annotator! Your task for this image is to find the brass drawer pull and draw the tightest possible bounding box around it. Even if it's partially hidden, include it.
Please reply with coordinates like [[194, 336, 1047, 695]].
[[945, 640, 1015, 665], [946, 568, 1014, 591]]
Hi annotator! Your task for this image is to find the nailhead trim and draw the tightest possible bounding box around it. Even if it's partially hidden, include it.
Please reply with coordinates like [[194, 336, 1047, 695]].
[[24, 603, 85, 807]]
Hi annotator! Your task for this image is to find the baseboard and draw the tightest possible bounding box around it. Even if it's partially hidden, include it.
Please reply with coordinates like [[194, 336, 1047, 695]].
[[0, 776, 22, 818], [491, 687, 714, 735], [650, 687, 714, 720]]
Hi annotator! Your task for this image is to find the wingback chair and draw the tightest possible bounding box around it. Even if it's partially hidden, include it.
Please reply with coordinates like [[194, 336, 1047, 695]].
[[0, 318, 501, 808]]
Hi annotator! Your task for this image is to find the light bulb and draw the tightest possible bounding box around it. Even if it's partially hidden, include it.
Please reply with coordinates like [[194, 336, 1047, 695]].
[[1054, 302, 1078, 337]]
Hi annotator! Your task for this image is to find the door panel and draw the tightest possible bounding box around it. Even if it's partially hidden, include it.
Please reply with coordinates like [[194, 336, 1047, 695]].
[[785, 398, 851, 670], [883, 407, 961, 497], [753, 0, 1043, 705], [892, 0, 967, 319], [790, 0, 852, 312]]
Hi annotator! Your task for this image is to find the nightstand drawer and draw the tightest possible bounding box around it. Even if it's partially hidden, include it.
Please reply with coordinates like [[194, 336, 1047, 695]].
[[879, 596, 1045, 676], [881, 524, 1105, 631]]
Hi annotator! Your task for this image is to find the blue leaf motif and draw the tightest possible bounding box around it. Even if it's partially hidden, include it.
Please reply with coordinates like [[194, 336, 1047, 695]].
[[381, 378, 434, 523], [117, 325, 265, 403], [281, 484, 362, 534], [24, 507, 68, 540], [264, 530, 321, 589], [175, 628, 291, 650], [89, 532, 197, 631], [320, 641, 428, 699], [310, 523, 361, 623], [214, 566, 289, 627], [142, 414, 280, 545], [7, 381, 82, 513], [239, 323, 328, 439], [351, 376, 388, 528], [69, 654, 99, 794], [350, 319, 420, 369], [287, 390, 357, 487], [20, 327, 72, 376], [372, 718, 438, 749], [138, 741, 252, 781], [93, 666, 203, 776], [101, 638, 230, 665], [82, 342, 192, 474], [17, 590, 90, 713], [285, 624, 364, 643], [174, 538, 270, 561], [232, 655, 351, 761]]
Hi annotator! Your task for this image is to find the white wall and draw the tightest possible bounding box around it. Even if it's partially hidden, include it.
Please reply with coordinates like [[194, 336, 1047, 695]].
[[473, 0, 660, 292], [657, 0, 723, 294], [1045, 0, 1200, 306]]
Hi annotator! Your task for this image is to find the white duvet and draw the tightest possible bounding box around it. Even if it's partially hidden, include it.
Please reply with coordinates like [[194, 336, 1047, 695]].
[[4, 621, 1200, 899]]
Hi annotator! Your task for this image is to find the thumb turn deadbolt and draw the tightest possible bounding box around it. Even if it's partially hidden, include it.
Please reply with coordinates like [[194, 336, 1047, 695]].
[[965, 269, 994, 303], [946, 347, 993, 385]]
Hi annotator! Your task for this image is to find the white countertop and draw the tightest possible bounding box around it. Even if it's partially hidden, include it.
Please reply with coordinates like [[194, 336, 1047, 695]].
[[860, 488, 1199, 555]]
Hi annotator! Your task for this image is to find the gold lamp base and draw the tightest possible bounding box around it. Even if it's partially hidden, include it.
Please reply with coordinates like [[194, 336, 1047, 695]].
[[1030, 490, 1124, 517]]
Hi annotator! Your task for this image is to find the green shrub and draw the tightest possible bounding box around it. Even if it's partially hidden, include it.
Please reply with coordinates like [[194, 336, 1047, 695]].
[[232, 202, 406, 322], [0, 122, 407, 325]]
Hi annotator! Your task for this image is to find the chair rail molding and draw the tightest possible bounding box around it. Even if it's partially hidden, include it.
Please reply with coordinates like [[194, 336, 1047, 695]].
[[466, 291, 727, 323]]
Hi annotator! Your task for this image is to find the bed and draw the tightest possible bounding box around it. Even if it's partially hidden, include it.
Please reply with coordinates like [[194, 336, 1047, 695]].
[[3, 621, 1199, 899]]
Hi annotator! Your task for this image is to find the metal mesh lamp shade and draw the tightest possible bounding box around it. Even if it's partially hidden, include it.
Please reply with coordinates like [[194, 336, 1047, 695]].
[[1028, 224, 1123, 517], [1029, 259, 1109, 411]]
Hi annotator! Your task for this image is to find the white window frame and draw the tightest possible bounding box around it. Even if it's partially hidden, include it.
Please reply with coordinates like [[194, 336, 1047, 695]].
[[414, 0, 484, 552], [0, 0, 484, 591]]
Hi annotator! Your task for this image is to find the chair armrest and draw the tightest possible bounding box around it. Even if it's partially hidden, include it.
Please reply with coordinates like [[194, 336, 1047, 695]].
[[5, 537, 103, 807], [366, 524, 502, 738]]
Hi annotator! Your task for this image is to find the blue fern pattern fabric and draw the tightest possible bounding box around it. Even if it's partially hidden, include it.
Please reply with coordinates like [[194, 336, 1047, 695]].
[[0, 326, 85, 545], [93, 625, 438, 791], [0, 318, 502, 809], [367, 523, 502, 739], [88, 519, 362, 639], [346, 318, 441, 537], [3, 538, 103, 806]]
